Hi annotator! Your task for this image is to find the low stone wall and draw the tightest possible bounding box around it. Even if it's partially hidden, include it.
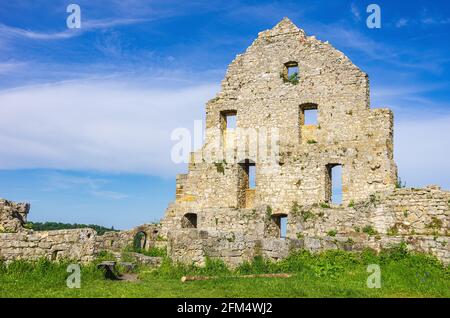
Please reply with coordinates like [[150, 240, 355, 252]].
[[168, 229, 449, 267], [292, 186, 449, 239], [95, 223, 163, 252], [0, 212, 164, 263], [0, 228, 97, 263]]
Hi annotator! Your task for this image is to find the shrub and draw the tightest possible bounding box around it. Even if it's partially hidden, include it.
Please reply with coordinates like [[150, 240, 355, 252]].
[[387, 225, 399, 236], [327, 230, 337, 237], [426, 217, 443, 229], [362, 225, 378, 236], [301, 210, 315, 222], [395, 177, 406, 188], [287, 72, 299, 85]]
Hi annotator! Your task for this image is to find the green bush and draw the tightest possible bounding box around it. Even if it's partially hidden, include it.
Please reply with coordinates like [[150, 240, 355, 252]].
[[327, 230, 337, 237], [362, 225, 378, 236]]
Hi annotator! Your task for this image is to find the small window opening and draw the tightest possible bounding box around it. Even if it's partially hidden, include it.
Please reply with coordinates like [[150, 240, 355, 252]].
[[284, 61, 299, 84], [287, 66, 299, 78], [226, 114, 236, 129], [182, 213, 197, 228], [239, 159, 256, 189], [300, 103, 318, 126], [248, 165, 256, 189], [238, 159, 256, 208], [326, 164, 343, 204], [221, 110, 237, 130], [271, 214, 288, 239]]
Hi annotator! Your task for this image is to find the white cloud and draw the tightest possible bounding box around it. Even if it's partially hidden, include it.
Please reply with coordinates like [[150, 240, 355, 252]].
[[0, 62, 27, 74], [42, 173, 129, 200], [371, 83, 450, 190], [350, 3, 361, 21], [0, 23, 80, 40], [0, 18, 147, 41], [395, 116, 450, 190], [0, 78, 219, 177], [395, 18, 408, 28]]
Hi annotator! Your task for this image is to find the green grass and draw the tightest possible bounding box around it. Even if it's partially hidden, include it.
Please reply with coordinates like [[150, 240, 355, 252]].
[[0, 246, 448, 298]]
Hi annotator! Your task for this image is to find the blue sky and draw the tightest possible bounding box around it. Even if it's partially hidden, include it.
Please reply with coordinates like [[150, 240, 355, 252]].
[[0, 0, 449, 229]]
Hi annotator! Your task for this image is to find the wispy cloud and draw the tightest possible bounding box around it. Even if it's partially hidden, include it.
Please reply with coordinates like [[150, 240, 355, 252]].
[[395, 18, 409, 28], [0, 76, 219, 177], [0, 18, 148, 41], [43, 173, 129, 200], [395, 115, 450, 189], [350, 3, 361, 21], [394, 15, 450, 28], [371, 82, 450, 117], [305, 21, 447, 73], [0, 61, 27, 74], [0, 23, 79, 40], [421, 17, 450, 25]]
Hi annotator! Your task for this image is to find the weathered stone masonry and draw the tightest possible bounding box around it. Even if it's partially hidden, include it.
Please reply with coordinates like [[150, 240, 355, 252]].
[[161, 18, 449, 266]]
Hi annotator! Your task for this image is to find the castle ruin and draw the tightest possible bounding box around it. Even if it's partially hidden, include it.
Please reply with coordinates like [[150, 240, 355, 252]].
[[160, 18, 449, 266], [1, 18, 448, 266]]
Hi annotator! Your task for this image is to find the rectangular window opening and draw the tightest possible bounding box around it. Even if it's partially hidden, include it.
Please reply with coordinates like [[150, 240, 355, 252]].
[[226, 114, 236, 129], [221, 110, 237, 130], [280, 216, 287, 239], [248, 165, 256, 189], [327, 164, 343, 204], [304, 108, 318, 125], [300, 104, 318, 126], [287, 66, 299, 79]]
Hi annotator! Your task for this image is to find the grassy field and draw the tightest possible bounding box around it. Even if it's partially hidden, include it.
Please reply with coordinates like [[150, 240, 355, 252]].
[[0, 245, 449, 298]]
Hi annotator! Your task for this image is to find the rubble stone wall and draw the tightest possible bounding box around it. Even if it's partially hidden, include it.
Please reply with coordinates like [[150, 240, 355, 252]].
[[168, 229, 449, 268], [162, 18, 398, 235], [0, 228, 97, 263], [167, 187, 450, 266], [0, 199, 29, 233], [0, 203, 163, 263]]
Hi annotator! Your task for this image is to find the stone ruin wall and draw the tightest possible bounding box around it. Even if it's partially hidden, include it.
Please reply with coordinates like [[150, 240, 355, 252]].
[[169, 229, 449, 268], [0, 199, 29, 233], [161, 18, 398, 236], [0, 199, 163, 263], [0, 228, 98, 263], [161, 19, 449, 267], [167, 186, 450, 266]]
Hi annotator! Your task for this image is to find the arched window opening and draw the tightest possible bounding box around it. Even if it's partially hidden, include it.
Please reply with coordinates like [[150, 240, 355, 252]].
[[182, 213, 198, 228], [133, 231, 147, 252]]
